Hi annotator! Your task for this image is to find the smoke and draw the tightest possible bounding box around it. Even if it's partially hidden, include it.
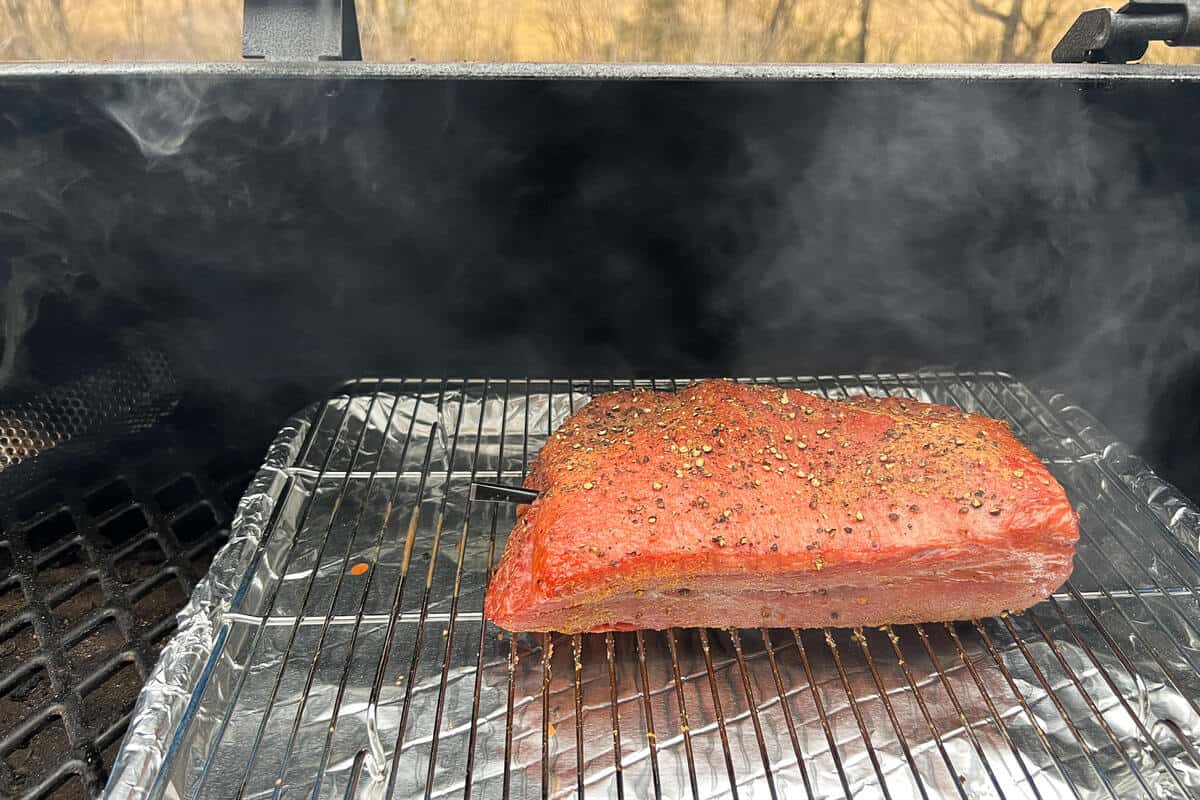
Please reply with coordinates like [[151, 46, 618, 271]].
[[0, 71, 1197, 492], [104, 78, 216, 159], [0, 118, 95, 387], [0, 266, 41, 384], [0, 75, 377, 390], [725, 81, 1200, 455]]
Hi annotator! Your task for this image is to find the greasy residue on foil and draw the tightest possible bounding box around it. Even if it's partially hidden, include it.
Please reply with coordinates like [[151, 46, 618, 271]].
[[107, 374, 1200, 799]]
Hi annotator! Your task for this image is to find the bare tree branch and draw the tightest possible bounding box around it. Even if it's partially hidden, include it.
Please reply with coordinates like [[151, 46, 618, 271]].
[[760, 0, 793, 58], [999, 0, 1023, 61], [928, 0, 975, 42], [965, 0, 1040, 62], [49, 0, 69, 48], [722, 0, 732, 59], [857, 0, 871, 62], [967, 0, 1008, 24]]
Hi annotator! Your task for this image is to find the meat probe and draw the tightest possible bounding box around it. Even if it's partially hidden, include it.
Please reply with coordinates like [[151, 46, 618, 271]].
[[469, 480, 540, 504]]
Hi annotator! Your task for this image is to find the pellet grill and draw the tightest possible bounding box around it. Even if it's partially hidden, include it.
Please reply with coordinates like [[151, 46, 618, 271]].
[[1, 4, 1200, 799]]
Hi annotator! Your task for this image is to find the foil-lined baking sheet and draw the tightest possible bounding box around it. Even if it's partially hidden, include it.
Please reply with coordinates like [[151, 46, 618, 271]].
[[107, 374, 1200, 799]]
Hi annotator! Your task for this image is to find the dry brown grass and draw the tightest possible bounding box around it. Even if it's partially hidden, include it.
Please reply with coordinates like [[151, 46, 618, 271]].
[[2, 0, 1198, 63]]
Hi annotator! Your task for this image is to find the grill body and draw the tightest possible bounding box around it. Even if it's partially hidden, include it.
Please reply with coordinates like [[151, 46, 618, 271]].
[[109, 374, 1200, 800], [2, 63, 1200, 798]]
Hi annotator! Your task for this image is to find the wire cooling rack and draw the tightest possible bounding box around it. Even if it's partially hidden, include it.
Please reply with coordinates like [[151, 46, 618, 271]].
[[109, 374, 1200, 800]]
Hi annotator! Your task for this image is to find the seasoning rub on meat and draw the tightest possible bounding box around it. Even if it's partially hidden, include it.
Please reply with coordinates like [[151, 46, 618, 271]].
[[484, 380, 1079, 633]]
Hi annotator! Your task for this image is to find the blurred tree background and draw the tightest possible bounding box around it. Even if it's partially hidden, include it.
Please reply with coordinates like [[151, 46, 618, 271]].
[[2, 0, 1199, 63]]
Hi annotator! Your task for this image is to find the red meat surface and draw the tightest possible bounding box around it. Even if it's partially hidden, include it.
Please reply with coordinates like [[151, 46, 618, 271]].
[[484, 380, 1078, 633]]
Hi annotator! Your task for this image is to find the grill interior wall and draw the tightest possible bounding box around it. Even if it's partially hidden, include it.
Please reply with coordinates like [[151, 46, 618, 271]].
[[1, 70, 1200, 498]]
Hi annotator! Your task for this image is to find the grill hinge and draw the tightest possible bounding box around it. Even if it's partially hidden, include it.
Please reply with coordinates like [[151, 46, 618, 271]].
[[1054, 1, 1200, 63], [243, 0, 362, 61]]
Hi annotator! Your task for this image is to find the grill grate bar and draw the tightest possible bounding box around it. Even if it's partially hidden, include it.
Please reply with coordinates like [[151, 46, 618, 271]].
[[727, 628, 779, 800], [970, 619, 1085, 800], [1019, 610, 1158, 797], [791, 628, 855, 799], [758, 630, 815, 798], [183, 382, 367, 800], [424, 379, 494, 796], [129, 374, 1200, 800], [463, 379, 510, 800], [941, 622, 1047, 800], [633, 630, 664, 800], [1044, 594, 1194, 796], [911, 623, 1010, 800], [646, 377, 701, 800], [603, 632, 626, 800], [302, 379, 427, 795], [540, 382, 557, 800], [570, 634, 586, 800], [232, 384, 389, 800], [850, 628, 933, 800], [383, 379, 471, 800], [665, 628, 701, 800], [539, 634, 553, 800], [823, 629, 894, 799], [562, 387, 588, 800], [593, 380, 628, 800], [500, 380, 529, 800], [623, 374, 665, 800], [996, 614, 1122, 799], [425, 379, 493, 800], [697, 628, 740, 799], [269, 390, 410, 798], [282, 454, 1103, 480], [1162, 719, 1200, 771], [880, 624, 972, 800]]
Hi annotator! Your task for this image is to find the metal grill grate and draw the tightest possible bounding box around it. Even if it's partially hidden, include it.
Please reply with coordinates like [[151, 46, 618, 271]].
[[0, 430, 255, 799], [123, 374, 1200, 800]]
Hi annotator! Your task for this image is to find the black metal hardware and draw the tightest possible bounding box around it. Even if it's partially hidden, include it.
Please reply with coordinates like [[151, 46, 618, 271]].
[[1054, 1, 1200, 62], [243, 0, 362, 61], [469, 481, 540, 504]]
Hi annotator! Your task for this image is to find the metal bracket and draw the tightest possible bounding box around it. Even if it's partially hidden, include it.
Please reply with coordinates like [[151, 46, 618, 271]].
[[469, 481, 541, 504], [1053, 1, 1200, 63], [243, 0, 362, 61]]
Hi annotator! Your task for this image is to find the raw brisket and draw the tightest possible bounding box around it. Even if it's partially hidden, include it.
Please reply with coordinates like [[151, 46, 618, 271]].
[[484, 380, 1078, 633]]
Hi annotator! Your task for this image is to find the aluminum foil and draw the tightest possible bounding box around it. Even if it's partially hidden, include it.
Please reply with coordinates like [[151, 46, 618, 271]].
[[106, 374, 1200, 800]]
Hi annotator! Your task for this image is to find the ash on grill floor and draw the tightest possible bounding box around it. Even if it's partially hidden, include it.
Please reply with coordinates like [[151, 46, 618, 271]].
[[0, 431, 254, 799]]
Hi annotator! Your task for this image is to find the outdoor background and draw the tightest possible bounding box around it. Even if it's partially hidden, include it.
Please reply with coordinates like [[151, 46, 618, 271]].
[[3, 0, 1200, 63]]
